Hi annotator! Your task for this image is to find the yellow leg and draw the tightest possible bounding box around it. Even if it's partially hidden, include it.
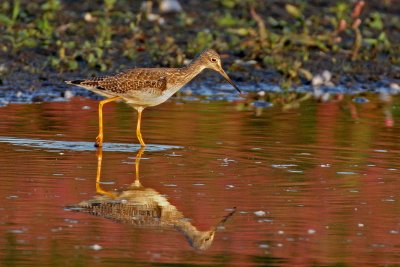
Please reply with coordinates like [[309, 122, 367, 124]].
[[95, 96, 121, 147], [136, 107, 146, 147], [95, 146, 116, 198], [133, 147, 145, 187]]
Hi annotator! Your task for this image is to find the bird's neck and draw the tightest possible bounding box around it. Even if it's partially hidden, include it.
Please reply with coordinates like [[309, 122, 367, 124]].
[[177, 59, 206, 86], [173, 219, 215, 250]]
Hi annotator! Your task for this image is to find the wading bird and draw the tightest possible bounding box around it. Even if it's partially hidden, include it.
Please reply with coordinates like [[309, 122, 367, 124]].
[[66, 49, 241, 147]]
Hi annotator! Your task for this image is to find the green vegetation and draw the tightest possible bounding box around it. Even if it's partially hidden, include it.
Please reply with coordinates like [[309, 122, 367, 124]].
[[0, 0, 398, 88]]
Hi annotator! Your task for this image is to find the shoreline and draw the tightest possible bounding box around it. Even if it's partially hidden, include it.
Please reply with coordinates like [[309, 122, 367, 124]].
[[0, 77, 399, 107]]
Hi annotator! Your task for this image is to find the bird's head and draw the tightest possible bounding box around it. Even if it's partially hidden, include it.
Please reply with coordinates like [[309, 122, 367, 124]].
[[198, 49, 241, 93]]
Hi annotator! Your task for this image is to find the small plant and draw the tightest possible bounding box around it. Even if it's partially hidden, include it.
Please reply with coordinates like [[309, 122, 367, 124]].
[[72, 0, 117, 71], [0, 0, 20, 32], [0, 0, 397, 84], [95, 0, 116, 48], [0, 0, 38, 53], [122, 13, 143, 60], [146, 36, 185, 67], [81, 41, 108, 71], [49, 40, 79, 71], [219, 0, 240, 9], [250, 6, 269, 50], [329, 1, 366, 60], [36, 0, 61, 44], [350, 1, 365, 60], [187, 31, 214, 55]]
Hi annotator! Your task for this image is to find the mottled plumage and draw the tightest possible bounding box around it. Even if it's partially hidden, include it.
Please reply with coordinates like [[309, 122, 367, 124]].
[[66, 49, 240, 147], [71, 69, 168, 94]]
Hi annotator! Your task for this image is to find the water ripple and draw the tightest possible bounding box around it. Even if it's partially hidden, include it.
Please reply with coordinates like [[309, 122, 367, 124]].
[[0, 136, 181, 153]]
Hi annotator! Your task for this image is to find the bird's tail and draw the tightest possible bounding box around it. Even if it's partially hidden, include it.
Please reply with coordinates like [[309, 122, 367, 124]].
[[65, 80, 86, 85], [65, 79, 103, 89]]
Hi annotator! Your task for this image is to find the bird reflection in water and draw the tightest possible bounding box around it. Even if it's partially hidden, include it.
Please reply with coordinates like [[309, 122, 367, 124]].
[[67, 147, 235, 250]]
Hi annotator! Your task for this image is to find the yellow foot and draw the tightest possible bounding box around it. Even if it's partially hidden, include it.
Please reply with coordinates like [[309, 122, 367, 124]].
[[95, 135, 103, 147]]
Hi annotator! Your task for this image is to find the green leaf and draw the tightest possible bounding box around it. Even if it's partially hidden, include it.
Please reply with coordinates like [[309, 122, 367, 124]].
[[0, 14, 12, 27], [12, 0, 20, 21], [368, 12, 384, 30], [331, 2, 348, 19], [378, 32, 387, 42], [364, 38, 378, 46], [42, 0, 61, 11], [67, 60, 78, 71], [2, 35, 15, 43], [217, 13, 238, 27], [220, 0, 237, 8], [50, 57, 61, 67], [22, 38, 37, 47], [378, 32, 391, 48], [87, 53, 96, 65], [285, 4, 302, 18], [104, 0, 116, 10], [227, 28, 249, 36], [93, 47, 104, 57]]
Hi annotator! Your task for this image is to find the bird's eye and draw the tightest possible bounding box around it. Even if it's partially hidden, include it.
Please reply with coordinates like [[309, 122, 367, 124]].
[[211, 58, 217, 63]]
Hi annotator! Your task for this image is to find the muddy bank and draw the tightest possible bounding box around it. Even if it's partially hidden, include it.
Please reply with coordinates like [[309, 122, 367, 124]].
[[0, 75, 399, 108], [0, 0, 399, 104]]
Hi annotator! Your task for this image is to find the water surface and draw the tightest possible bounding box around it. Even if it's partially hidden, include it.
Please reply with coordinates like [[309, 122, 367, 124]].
[[0, 95, 399, 266]]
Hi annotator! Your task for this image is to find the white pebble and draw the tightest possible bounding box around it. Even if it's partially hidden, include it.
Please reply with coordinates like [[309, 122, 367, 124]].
[[257, 91, 266, 96], [160, 0, 183, 13], [0, 63, 7, 73], [254, 211, 266, 217], [64, 90, 74, 100], [390, 83, 400, 90], [90, 244, 102, 251], [84, 13, 95, 22], [322, 70, 332, 82], [312, 75, 324, 87], [147, 13, 160, 22], [308, 229, 316, 234]]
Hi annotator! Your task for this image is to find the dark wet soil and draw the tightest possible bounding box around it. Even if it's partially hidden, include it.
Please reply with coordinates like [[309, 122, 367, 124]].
[[0, 0, 399, 99]]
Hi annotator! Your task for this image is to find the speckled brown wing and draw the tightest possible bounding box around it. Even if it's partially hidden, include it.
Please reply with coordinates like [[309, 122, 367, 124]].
[[68, 68, 169, 96], [96, 68, 168, 95]]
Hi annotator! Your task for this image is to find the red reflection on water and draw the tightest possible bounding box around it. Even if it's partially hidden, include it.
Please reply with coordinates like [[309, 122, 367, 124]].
[[0, 95, 399, 266]]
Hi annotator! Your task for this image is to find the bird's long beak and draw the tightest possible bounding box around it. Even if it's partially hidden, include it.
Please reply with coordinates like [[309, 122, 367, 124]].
[[217, 67, 242, 94], [213, 207, 236, 231]]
